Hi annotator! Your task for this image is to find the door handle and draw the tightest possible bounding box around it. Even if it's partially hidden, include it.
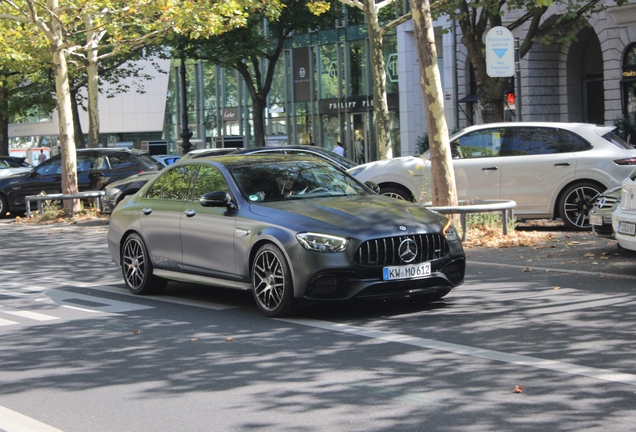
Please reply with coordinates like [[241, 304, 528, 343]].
[[482, 167, 498, 171], [142, 208, 152, 215], [184, 209, 196, 217], [554, 162, 571, 167]]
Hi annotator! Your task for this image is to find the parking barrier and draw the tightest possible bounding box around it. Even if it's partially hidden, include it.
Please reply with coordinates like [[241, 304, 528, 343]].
[[426, 199, 517, 241], [25, 191, 105, 218]]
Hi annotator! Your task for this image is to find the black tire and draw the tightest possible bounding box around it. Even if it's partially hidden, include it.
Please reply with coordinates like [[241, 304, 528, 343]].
[[379, 185, 412, 202], [558, 181, 604, 230], [0, 194, 8, 218], [121, 233, 167, 295], [252, 244, 296, 317]]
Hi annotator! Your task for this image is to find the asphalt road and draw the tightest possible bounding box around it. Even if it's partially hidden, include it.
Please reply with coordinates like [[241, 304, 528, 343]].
[[1, 218, 636, 431]]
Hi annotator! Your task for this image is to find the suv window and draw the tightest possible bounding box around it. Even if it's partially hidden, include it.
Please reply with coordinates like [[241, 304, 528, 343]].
[[499, 127, 592, 156], [452, 129, 503, 158], [35, 157, 62, 175], [107, 154, 134, 169]]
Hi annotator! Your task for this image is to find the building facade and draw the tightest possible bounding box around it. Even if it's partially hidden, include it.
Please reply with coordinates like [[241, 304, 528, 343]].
[[9, 1, 636, 159]]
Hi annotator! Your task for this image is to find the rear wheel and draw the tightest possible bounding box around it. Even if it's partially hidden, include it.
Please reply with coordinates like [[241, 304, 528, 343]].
[[0, 194, 7, 218], [558, 182, 604, 230], [252, 244, 296, 317], [121, 233, 167, 295], [379, 185, 412, 202]]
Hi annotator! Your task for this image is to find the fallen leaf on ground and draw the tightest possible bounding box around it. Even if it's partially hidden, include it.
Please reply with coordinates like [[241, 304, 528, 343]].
[[522, 267, 532, 272], [601, 256, 610, 260], [584, 253, 595, 257], [547, 253, 554, 258], [513, 385, 524, 393], [226, 337, 234, 342], [554, 286, 561, 290], [133, 329, 141, 334]]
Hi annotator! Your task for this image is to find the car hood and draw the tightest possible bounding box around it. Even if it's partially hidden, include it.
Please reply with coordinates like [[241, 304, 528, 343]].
[[249, 195, 447, 236], [0, 170, 32, 186]]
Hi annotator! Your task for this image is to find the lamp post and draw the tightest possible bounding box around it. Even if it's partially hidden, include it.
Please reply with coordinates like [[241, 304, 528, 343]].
[[179, 56, 193, 154]]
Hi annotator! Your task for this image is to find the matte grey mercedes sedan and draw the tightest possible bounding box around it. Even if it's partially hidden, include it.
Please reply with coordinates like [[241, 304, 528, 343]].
[[107, 155, 465, 317]]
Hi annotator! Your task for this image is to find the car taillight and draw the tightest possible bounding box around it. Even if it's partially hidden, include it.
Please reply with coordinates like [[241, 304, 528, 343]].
[[138, 170, 145, 173], [614, 158, 636, 165]]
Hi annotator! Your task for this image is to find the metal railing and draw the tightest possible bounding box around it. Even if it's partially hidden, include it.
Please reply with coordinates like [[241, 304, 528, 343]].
[[427, 199, 517, 241], [25, 191, 105, 218]]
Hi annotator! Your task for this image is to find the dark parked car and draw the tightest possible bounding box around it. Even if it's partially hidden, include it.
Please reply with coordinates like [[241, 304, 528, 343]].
[[0, 148, 162, 217], [107, 155, 466, 317], [101, 145, 358, 214], [152, 155, 181, 166]]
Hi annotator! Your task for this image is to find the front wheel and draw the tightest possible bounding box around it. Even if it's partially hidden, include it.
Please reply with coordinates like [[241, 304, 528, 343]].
[[121, 233, 167, 295], [558, 182, 604, 230], [252, 244, 296, 317]]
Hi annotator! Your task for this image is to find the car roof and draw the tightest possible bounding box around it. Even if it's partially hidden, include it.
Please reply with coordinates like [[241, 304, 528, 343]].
[[455, 122, 614, 135], [187, 154, 327, 168], [75, 147, 149, 155]]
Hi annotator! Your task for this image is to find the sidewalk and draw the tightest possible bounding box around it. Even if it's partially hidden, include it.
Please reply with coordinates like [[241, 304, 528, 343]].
[[466, 225, 636, 279]]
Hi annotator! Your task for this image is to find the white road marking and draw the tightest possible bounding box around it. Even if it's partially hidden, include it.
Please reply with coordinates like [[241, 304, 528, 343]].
[[0, 317, 18, 326], [470, 260, 636, 280], [280, 318, 636, 387], [1, 310, 59, 321], [0, 405, 64, 432]]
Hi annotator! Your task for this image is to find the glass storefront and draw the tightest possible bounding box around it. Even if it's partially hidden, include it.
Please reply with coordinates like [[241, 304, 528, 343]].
[[164, 23, 401, 161]]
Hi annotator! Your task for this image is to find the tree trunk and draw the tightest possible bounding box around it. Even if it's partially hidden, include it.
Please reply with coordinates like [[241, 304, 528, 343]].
[[70, 88, 85, 149], [252, 97, 266, 147], [410, 0, 457, 207], [52, 45, 80, 213], [85, 15, 100, 148], [0, 84, 8, 156], [364, 0, 392, 160]]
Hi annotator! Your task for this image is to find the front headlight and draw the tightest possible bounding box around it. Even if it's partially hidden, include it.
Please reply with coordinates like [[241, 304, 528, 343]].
[[443, 220, 459, 241], [296, 232, 349, 252]]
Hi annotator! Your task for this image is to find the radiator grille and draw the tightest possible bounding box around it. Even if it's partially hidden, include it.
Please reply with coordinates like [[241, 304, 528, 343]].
[[354, 234, 449, 266]]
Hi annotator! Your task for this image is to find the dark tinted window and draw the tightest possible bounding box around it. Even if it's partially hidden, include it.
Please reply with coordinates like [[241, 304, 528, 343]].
[[35, 157, 62, 175], [191, 165, 229, 199], [453, 129, 503, 158], [500, 127, 591, 156], [107, 155, 134, 169], [161, 165, 197, 200]]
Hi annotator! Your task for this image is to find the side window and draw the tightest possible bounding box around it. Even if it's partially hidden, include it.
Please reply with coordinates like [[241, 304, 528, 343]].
[[161, 165, 197, 200], [556, 129, 593, 152], [107, 155, 134, 170], [76, 155, 94, 172], [146, 172, 167, 199], [35, 157, 62, 175], [501, 127, 560, 156], [192, 165, 229, 200], [454, 129, 503, 158]]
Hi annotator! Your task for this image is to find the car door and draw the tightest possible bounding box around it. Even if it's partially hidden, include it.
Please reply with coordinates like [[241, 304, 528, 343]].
[[11, 157, 64, 204], [137, 166, 196, 272], [499, 126, 579, 216], [180, 164, 238, 280], [451, 128, 505, 201]]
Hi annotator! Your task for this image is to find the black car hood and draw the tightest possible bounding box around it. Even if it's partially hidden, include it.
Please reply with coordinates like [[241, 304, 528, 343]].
[[249, 195, 446, 236], [0, 171, 31, 187]]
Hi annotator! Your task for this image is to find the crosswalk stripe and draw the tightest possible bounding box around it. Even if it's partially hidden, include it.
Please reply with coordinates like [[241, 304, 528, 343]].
[[3, 310, 60, 321], [0, 317, 18, 326]]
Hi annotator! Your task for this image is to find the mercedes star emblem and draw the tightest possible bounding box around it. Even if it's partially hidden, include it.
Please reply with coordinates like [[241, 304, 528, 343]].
[[398, 238, 418, 263]]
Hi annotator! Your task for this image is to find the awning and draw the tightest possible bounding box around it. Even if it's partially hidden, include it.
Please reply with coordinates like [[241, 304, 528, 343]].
[[458, 94, 478, 103]]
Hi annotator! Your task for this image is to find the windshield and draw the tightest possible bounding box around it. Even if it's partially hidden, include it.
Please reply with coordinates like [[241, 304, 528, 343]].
[[230, 160, 368, 203]]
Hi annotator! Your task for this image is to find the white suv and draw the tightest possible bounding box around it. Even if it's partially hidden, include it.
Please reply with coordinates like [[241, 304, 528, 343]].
[[348, 122, 636, 230]]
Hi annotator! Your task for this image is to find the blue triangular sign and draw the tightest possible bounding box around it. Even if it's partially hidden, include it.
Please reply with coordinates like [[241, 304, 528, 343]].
[[493, 48, 507, 59]]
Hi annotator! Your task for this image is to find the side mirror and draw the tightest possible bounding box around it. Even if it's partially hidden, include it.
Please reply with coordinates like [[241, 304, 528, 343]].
[[199, 191, 234, 208], [365, 181, 380, 194]]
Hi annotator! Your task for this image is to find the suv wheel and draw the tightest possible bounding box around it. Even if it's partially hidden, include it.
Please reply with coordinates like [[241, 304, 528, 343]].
[[0, 194, 8, 218], [558, 181, 604, 230]]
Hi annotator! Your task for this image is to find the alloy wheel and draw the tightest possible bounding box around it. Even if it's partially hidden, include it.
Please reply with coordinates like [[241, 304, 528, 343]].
[[561, 184, 601, 230], [253, 249, 285, 312], [122, 236, 146, 290]]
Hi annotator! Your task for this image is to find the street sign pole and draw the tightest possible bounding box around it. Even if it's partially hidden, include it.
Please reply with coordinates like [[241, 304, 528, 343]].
[[515, 38, 523, 121]]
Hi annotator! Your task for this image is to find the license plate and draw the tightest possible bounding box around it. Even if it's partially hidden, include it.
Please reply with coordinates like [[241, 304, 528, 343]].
[[383, 262, 431, 281], [618, 221, 636, 236], [589, 215, 603, 226]]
